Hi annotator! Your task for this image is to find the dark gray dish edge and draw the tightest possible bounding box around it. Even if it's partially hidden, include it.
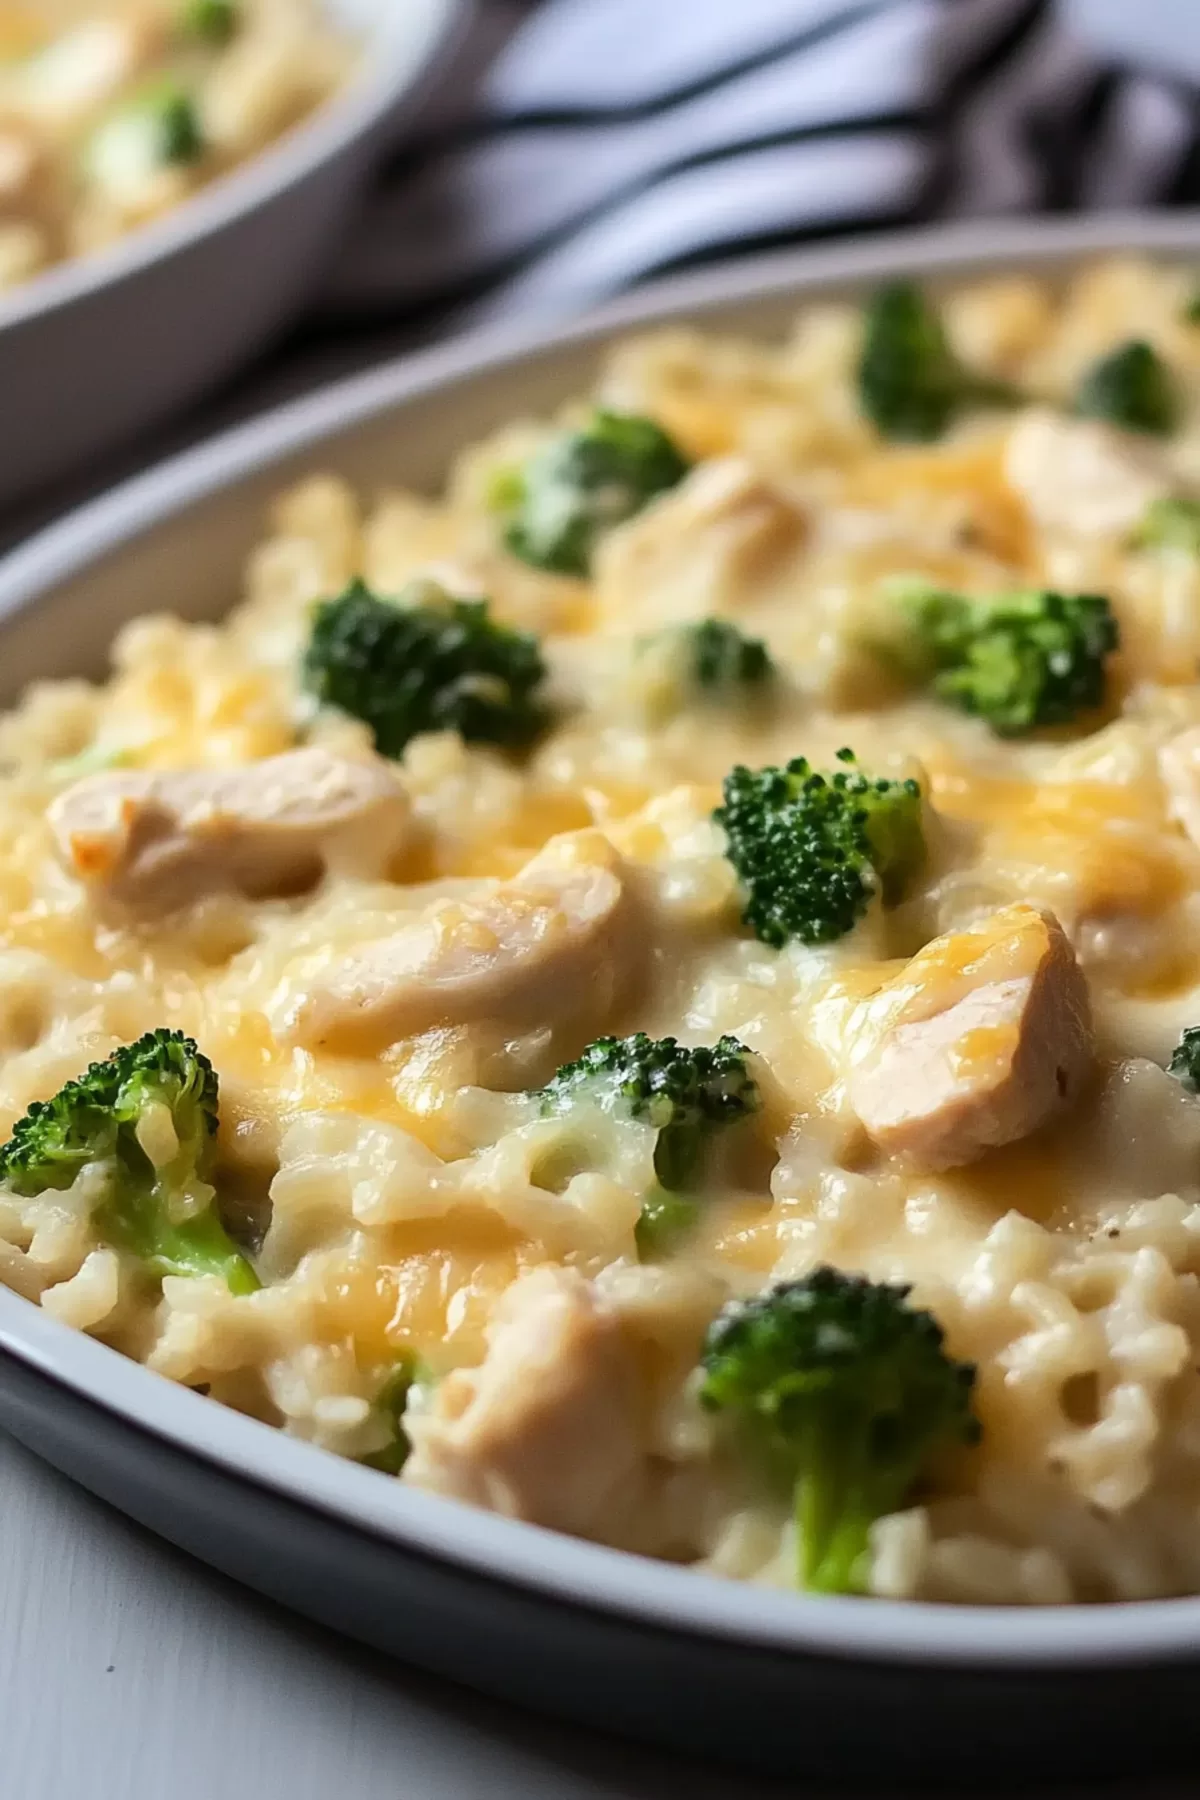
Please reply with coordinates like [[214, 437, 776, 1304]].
[[0, 1347, 1193, 1786]]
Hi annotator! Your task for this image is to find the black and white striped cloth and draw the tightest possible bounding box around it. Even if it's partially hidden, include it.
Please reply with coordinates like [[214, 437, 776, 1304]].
[[281, 0, 1200, 375], [17, 0, 1200, 543]]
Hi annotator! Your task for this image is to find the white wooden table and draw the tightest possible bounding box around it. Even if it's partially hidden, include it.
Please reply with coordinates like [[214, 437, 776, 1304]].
[[1, 1428, 1191, 1800], [0, 1431, 791, 1800]]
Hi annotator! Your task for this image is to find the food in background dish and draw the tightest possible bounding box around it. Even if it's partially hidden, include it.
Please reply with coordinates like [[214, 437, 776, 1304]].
[[10, 257, 1200, 1605], [0, 0, 352, 290]]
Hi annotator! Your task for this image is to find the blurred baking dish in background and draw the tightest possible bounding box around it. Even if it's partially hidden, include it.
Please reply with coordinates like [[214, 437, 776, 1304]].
[[0, 0, 353, 291]]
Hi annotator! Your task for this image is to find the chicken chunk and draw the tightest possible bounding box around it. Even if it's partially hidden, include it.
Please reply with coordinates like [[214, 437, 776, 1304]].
[[0, 115, 56, 222], [847, 904, 1092, 1170], [1004, 409, 1172, 538], [594, 455, 807, 630], [4, 18, 162, 134], [1159, 727, 1200, 849], [278, 828, 636, 1052], [403, 1266, 643, 1536], [49, 747, 413, 914]]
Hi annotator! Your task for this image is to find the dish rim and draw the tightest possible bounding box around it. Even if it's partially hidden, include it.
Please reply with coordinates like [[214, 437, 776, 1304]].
[[0, 0, 461, 331], [5, 210, 1200, 1668]]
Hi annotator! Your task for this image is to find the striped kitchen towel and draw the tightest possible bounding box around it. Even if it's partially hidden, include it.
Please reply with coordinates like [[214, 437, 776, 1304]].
[[17, 0, 1199, 539], [289, 0, 1200, 371]]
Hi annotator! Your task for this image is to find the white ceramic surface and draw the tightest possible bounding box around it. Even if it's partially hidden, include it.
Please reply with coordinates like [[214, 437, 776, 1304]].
[[4, 216, 1200, 1773], [1066, 0, 1200, 85], [0, 0, 463, 510]]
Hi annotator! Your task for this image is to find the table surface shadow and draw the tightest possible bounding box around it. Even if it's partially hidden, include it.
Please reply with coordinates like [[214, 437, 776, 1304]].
[[0, 1428, 1189, 1800]]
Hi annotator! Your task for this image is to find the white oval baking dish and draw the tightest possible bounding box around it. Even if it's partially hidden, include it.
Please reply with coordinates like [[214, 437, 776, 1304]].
[[3, 212, 1200, 1783]]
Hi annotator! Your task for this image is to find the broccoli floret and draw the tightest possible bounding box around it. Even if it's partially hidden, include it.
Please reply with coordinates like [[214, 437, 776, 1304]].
[[1131, 496, 1200, 555], [857, 281, 1019, 442], [497, 409, 690, 576], [681, 618, 773, 696], [634, 1187, 709, 1258], [0, 1030, 257, 1294], [1168, 1028, 1200, 1093], [302, 577, 547, 759], [541, 1032, 761, 1254], [700, 1267, 980, 1593], [86, 82, 204, 189], [542, 1031, 760, 1189], [898, 586, 1119, 736], [359, 1354, 422, 1475], [714, 750, 924, 950], [628, 619, 774, 725], [147, 82, 205, 164], [1075, 339, 1179, 436], [180, 0, 239, 44]]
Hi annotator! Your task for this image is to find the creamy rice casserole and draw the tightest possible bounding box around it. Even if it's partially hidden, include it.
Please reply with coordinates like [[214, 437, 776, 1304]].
[[9, 257, 1200, 1605], [0, 0, 352, 290]]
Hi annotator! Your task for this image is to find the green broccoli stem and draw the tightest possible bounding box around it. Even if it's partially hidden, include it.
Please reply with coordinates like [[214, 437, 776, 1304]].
[[540, 1032, 761, 1262], [637, 1124, 712, 1257], [643, 1092, 734, 1254], [700, 1270, 979, 1597], [964, 373, 1024, 410], [634, 1187, 701, 1259], [792, 1413, 906, 1595], [651, 1120, 703, 1191], [0, 1031, 258, 1296], [359, 1355, 421, 1474], [98, 1182, 259, 1294], [795, 1470, 878, 1595]]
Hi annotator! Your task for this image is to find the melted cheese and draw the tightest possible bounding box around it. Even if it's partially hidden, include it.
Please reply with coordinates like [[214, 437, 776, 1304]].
[[5, 257, 1200, 1603]]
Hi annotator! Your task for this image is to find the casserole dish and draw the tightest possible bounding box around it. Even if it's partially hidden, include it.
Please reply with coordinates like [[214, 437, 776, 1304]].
[[3, 213, 1200, 1781]]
